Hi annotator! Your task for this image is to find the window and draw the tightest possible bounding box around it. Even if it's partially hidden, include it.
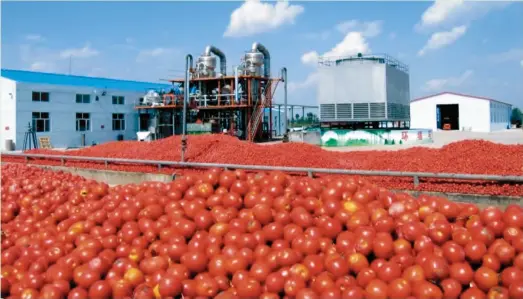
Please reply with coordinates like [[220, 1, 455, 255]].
[[112, 96, 125, 105], [112, 113, 125, 131], [76, 113, 91, 131], [32, 92, 49, 102], [32, 112, 50, 132], [76, 94, 91, 104]]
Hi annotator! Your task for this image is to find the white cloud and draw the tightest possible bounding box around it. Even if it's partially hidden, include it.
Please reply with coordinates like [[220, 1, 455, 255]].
[[417, 1, 511, 30], [60, 44, 99, 59], [136, 47, 178, 62], [419, 0, 464, 28], [488, 48, 523, 64], [422, 70, 473, 92], [288, 72, 320, 93], [336, 20, 383, 38], [301, 51, 319, 67], [521, 60, 523, 68], [224, 0, 304, 37], [294, 30, 370, 92], [418, 25, 467, 56], [301, 32, 369, 67], [26, 34, 45, 42], [30, 61, 56, 72]]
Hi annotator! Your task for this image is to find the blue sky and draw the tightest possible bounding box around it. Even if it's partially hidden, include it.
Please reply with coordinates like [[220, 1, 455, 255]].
[[2, 1, 522, 107]]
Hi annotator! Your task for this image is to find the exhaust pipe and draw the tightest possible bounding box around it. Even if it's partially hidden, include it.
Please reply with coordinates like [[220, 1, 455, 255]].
[[251, 42, 270, 78], [182, 54, 193, 162], [204, 45, 227, 76]]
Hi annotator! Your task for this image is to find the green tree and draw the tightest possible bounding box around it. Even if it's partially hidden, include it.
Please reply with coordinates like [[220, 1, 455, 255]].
[[511, 108, 522, 125]]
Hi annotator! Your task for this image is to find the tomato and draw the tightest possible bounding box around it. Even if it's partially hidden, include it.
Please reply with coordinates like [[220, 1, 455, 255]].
[[388, 278, 411, 299], [508, 282, 523, 299], [460, 287, 486, 299], [465, 240, 487, 263], [474, 267, 499, 292], [500, 267, 523, 288], [365, 279, 388, 299], [441, 278, 462, 299], [422, 254, 449, 281], [449, 262, 474, 285], [412, 281, 443, 299], [88, 281, 112, 299]]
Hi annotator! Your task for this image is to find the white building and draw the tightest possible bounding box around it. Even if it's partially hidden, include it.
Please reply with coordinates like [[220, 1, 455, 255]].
[[410, 92, 512, 132], [0, 69, 170, 150]]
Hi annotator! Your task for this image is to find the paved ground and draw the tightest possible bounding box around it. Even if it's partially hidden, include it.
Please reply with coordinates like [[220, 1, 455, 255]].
[[324, 129, 523, 152]]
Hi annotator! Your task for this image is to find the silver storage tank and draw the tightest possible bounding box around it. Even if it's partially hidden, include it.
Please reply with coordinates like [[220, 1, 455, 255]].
[[244, 51, 264, 76], [196, 55, 217, 78]]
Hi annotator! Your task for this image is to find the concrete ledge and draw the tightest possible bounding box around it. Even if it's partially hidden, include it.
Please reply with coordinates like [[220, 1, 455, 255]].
[[6, 164, 174, 186], [394, 190, 522, 208]]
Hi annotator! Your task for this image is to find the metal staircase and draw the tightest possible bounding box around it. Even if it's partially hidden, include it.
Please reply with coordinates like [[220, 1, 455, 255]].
[[247, 79, 280, 141]]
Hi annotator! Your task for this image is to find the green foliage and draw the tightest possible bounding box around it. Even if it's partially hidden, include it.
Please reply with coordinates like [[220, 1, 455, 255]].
[[511, 108, 522, 123]]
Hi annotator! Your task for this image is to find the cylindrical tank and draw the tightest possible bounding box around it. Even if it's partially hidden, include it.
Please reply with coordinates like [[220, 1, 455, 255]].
[[244, 51, 264, 76], [196, 55, 217, 78]]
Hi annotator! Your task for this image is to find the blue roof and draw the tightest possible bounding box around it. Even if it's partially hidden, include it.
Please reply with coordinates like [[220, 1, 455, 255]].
[[1, 69, 172, 92]]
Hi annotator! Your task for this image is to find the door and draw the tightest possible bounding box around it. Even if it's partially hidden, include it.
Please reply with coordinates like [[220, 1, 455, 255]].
[[436, 106, 441, 129]]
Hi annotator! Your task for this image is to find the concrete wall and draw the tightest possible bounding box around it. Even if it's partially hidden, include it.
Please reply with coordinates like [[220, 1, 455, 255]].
[[13, 81, 144, 149], [0, 77, 17, 150], [410, 93, 490, 132]]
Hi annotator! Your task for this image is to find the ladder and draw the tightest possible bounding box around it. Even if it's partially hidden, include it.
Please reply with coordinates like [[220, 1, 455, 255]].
[[247, 79, 281, 141]]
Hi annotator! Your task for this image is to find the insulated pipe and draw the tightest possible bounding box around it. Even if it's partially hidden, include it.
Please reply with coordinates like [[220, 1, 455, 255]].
[[251, 42, 270, 77], [204, 45, 227, 76], [282, 67, 289, 142], [182, 54, 193, 162], [235, 65, 239, 103]]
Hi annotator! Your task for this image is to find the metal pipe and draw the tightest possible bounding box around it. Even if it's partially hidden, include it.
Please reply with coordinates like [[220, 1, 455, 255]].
[[282, 67, 288, 142], [251, 42, 270, 77], [4, 152, 523, 184], [182, 54, 193, 162], [204, 45, 226, 76], [235, 65, 239, 103]]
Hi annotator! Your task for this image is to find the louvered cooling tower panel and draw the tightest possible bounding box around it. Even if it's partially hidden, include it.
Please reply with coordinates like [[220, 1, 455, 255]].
[[336, 103, 352, 119], [320, 104, 335, 120]]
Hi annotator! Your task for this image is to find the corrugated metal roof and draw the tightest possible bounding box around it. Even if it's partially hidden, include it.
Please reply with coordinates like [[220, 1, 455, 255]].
[[411, 91, 512, 106], [1, 69, 171, 92]]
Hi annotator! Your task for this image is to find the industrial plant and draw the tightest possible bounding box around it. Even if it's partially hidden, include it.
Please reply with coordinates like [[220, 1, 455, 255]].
[[136, 42, 282, 142]]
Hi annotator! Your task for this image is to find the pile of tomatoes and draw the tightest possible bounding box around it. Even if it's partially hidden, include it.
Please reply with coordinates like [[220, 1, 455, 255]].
[[3, 135, 523, 196], [2, 163, 523, 299]]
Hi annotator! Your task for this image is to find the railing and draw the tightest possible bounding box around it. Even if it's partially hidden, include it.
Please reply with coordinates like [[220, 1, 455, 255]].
[[3, 152, 523, 188]]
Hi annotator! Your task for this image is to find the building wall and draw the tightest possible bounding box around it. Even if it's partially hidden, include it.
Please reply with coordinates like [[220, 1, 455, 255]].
[[489, 100, 512, 131], [410, 93, 490, 132], [13, 82, 143, 149], [0, 77, 17, 150]]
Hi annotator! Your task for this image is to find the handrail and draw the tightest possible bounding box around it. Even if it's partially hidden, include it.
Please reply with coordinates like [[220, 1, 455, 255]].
[[2, 152, 523, 187]]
